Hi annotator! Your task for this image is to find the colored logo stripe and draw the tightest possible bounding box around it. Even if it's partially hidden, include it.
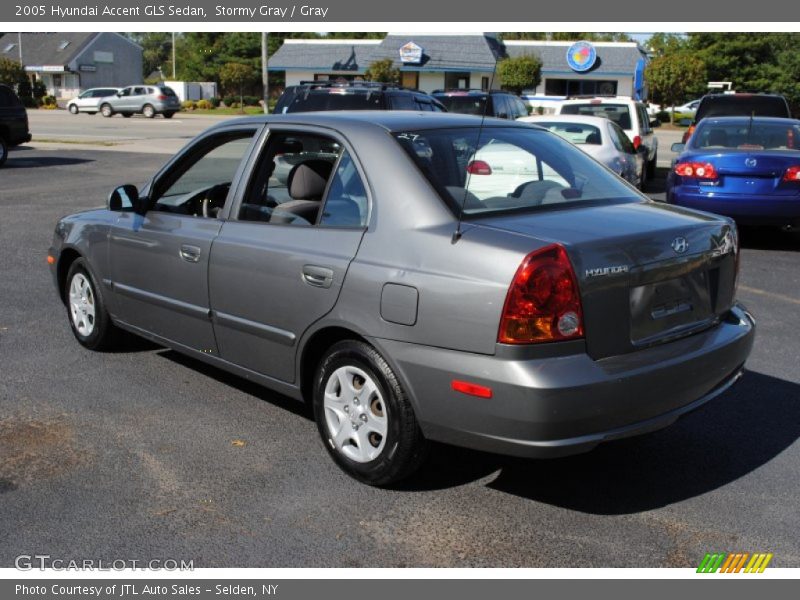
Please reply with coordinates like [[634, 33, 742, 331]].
[[697, 552, 773, 573]]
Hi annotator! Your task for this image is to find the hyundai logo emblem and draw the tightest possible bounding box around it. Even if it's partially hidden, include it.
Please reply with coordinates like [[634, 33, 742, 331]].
[[745, 157, 757, 167], [671, 237, 689, 254]]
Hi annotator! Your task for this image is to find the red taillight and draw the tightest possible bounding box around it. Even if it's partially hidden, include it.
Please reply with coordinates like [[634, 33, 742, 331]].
[[632, 135, 642, 150], [498, 244, 584, 344], [157, 94, 167, 101], [683, 125, 696, 144], [451, 380, 493, 399], [674, 161, 719, 180], [466, 160, 492, 175], [782, 165, 800, 182]]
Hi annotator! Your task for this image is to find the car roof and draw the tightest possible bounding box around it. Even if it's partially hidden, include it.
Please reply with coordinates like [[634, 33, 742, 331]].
[[207, 110, 533, 134], [697, 116, 800, 126], [560, 96, 640, 105], [521, 115, 612, 127]]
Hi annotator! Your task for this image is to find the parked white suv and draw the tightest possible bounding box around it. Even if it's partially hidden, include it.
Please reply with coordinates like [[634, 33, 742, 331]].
[[556, 96, 659, 180]]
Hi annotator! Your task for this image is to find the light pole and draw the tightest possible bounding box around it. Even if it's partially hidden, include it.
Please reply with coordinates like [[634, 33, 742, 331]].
[[261, 32, 269, 114], [172, 32, 176, 79]]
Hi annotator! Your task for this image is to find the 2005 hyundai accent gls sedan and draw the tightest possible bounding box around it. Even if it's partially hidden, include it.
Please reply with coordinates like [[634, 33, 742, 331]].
[[49, 112, 755, 485]]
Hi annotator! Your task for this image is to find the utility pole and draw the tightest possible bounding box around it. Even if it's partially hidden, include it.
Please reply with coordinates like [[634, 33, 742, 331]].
[[262, 32, 269, 114], [18, 32, 23, 65], [172, 32, 176, 79]]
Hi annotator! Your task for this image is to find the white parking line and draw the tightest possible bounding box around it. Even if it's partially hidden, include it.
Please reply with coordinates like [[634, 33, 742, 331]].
[[739, 285, 800, 306]]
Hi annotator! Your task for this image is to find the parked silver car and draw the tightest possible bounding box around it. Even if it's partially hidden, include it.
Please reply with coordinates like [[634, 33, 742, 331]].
[[522, 115, 645, 188], [48, 112, 754, 485], [99, 85, 181, 119], [67, 87, 120, 115]]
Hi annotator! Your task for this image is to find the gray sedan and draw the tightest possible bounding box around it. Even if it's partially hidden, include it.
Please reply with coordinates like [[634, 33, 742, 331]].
[[48, 112, 754, 485]]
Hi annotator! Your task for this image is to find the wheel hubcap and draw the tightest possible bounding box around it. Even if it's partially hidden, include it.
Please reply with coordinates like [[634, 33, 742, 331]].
[[68, 273, 96, 337], [323, 365, 387, 463]]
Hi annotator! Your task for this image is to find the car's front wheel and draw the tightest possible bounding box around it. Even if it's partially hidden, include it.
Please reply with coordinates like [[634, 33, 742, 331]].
[[163, 111, 175, 119], [313, 340, 427, 486], [65, 258, 118, 350], [0, 136, 8, 168], [100, 103, 113, 118], [68, 104, 78, 114], [142, 104, 156, 118]]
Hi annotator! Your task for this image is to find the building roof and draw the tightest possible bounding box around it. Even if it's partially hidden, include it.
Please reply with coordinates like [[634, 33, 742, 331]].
[[504, 41, 647, 76], [268, 34, 503, 73], [269, 39, 381, 73], [0, 33, 98, 67]]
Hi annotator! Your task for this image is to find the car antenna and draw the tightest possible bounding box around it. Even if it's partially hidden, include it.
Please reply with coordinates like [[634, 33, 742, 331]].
[[452, 60, 499, 244], [747, 110, 755, 142]]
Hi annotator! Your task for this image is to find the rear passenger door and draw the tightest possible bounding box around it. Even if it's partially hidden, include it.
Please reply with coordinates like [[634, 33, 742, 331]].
[[209, 127, 370, 383]]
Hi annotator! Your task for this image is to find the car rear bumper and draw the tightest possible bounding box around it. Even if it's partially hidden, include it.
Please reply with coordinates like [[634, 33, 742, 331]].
[[374, 303, 755, 458], [670, 189, 800, 226]]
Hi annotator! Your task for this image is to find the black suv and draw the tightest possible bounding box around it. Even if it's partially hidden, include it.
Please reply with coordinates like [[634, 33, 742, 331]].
[[0, 84, 31, 167], [683, 93, 792, 143], [431, 89, 529, 120], [274, 81, 446, 114]]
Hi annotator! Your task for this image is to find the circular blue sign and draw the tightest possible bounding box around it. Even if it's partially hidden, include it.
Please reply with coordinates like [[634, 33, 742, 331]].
[[566, 41, 597, 72]]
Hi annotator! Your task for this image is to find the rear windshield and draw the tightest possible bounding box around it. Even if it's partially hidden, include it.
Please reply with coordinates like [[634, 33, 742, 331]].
[[280, 90, 382, 113], [560, 103, 633, 130], [535, 122, 602, 145], [392, 126, 641, 217], [696, 95, 790, 120], [434, 95, 489, 116], [690, 119, 800, 151], [159, 87, 178, 96]]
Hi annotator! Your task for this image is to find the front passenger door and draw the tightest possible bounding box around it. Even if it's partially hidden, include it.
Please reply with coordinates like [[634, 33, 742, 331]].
[[108, 127, 259, 353]]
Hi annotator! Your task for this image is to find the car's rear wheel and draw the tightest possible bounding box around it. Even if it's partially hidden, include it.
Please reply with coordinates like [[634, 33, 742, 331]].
[[142, 104, 156, 118], [65, 258, 118, 350], [100, 103, 113, 118], [163, 111, 175, 119], [313, 340, 427, 486], [68, 104, 78, 114], [0, 136, 8, 168]]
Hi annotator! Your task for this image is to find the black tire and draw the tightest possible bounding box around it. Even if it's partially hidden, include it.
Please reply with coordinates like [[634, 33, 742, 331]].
[[142, 104, 156, 118], [68, 104, 78, 114], [313, 340, 427, 486], [163, 111, 175, 119], [647, 151, 657, 179], [100, 103, 114, 118], [64, 258, 119, 351], [122, 113, 132, 118], [0, 136, 7, 168]]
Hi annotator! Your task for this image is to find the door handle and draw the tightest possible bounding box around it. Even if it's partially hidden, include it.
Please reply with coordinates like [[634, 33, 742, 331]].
[[179, 244, 201, 263], [302, 265, 334, 289]]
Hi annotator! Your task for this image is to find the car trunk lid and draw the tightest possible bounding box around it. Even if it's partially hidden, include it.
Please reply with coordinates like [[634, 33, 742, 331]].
[[680, 151, 800, 196], [472, 201, 738, 359]]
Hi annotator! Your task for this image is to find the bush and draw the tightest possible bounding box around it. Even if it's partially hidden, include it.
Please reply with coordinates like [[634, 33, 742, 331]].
[[32, 81, 47, 100], [208, 96, 221, 108], [41, 95, 57, 108], [243, 95, 261, 106], [222, 95, 236, 107], [195, 99, 212, 110], [181, 100, 197, 110]]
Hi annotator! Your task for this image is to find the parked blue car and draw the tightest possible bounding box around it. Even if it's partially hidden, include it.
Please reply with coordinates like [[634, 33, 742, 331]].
[[667, 116, 800, 230]]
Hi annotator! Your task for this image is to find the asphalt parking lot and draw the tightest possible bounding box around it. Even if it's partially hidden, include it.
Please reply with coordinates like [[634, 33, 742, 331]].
[[1, 126, 799, 567]]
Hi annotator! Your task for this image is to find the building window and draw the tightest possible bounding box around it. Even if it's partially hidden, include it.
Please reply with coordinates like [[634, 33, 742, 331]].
[[481, 77, 490, 91], [401, 71, 419, 89], [94, 51, 114, 64], [444, 72, 470, 90], [544, 78, 618, 97]]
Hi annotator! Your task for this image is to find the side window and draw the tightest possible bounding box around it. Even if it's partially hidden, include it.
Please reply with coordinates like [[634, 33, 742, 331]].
[[239, 132, 368, 228], [388, 94, 416, 110], [612, 123, 636, 154], [319, 151, 368, 228], [638, 105, 650, 133], [493, 96, 509, 118], [151, 130, 256, 217], [119, 87, 132, 97]]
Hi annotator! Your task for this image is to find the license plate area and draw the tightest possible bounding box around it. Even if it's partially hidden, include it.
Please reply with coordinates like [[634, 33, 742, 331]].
[[630, 270, 715, 346]]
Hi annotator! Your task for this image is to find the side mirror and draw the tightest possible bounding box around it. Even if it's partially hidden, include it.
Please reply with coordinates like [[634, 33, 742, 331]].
[[108, 184, 145, 213], [671, 142, 686, 153]]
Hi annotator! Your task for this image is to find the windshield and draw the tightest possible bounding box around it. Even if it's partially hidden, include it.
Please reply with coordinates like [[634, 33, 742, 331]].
[[697, 96, 790, 120], [392, 126, 641, 217], [435, 95, 489, 116], [560, 103, 633, 130], [690, 119, 800, 151], [534, 122, 602, 145]]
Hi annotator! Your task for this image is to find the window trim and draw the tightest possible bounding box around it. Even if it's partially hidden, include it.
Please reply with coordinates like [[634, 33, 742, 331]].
[[228, 124, 373, 231]]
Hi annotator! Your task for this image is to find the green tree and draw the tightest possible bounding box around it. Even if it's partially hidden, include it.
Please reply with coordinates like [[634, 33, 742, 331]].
[[364, 58, 399, 83], [127, 32, 172, 79], [0, 57, 26, 87], [219, 61, 258, 111], [646, 33, 688, 58], [497, 54, 542, 94], [646, 53, 706, 123], [501, 32, 633, 42]]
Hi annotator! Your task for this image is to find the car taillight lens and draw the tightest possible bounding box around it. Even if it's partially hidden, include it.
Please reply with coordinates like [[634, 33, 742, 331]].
[[157, 94, 167, 101], [683, 125, 696, 144], [674, 161, 719, 180], [498, 244, 584, 344], [632, 135, 641, 150], [466, 160, 492, 175], [782, 165, 800, 182]]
